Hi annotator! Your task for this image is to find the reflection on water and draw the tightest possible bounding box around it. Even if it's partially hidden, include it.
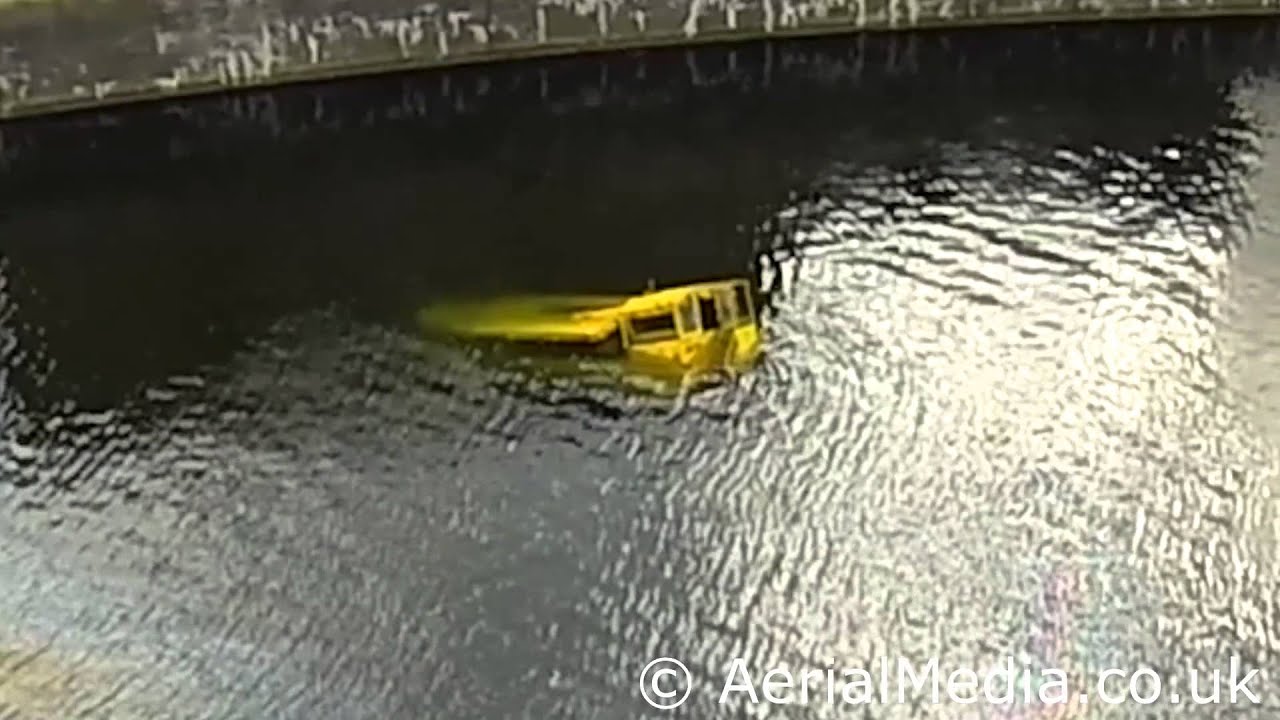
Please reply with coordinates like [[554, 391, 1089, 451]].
[[2, 19, 1280, 720]]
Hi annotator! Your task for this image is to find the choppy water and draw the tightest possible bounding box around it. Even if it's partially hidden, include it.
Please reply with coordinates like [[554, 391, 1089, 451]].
[[1, 20, 1279, 720]]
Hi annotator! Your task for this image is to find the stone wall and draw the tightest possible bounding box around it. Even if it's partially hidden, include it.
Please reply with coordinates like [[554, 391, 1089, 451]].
[[0, 0, 1276, 118]]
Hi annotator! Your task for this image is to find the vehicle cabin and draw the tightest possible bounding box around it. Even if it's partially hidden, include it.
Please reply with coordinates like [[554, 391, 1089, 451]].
[[615, 279, 757, 349]]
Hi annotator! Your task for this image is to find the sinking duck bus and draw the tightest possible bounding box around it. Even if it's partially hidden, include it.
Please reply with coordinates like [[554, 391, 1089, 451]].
[[418, 278, 764, 384]]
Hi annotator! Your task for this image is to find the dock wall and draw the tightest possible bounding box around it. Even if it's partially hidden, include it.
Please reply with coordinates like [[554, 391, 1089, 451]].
[[0, 0, 1277, 118]]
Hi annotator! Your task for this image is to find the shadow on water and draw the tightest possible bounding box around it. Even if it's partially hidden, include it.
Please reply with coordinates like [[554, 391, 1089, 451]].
[[0, 19, 1275, 409]]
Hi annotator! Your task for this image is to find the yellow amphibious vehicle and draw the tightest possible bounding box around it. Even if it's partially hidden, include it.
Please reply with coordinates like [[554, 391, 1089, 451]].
[[418, 278, 764, 384]]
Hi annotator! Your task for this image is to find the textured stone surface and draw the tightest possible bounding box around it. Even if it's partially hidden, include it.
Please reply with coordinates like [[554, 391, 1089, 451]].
[[0, 0, 1276, 117]]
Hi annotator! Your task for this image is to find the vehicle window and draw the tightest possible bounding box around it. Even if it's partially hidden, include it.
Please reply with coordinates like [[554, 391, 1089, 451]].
[[733, 285, 753, 324], [699, 296, 721, 330], [631, 312, 677, 340]]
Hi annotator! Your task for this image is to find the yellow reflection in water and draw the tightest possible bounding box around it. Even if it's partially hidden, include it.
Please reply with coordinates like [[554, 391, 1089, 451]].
[[0, 641, 120, 719]]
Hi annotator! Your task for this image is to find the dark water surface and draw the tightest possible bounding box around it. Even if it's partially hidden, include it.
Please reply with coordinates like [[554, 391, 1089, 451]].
[[2, 20, 1280, 719]]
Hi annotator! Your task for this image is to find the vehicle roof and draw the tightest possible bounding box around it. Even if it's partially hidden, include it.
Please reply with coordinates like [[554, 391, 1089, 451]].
[[419, 295, 623, 344], [618, 279, 750, 314], [458, 315, 619, 343]]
